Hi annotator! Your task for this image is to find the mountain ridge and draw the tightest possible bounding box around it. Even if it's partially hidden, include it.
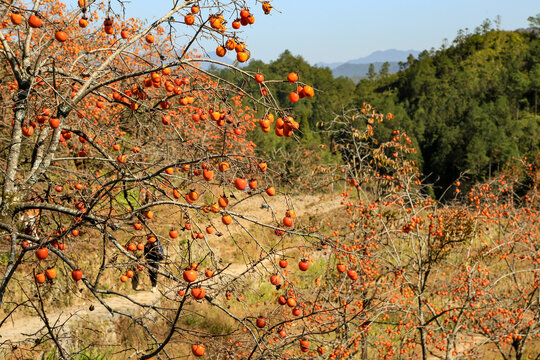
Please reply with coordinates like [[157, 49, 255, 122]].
[[316, 49, 421, 69], [315, 49, 421, 79]]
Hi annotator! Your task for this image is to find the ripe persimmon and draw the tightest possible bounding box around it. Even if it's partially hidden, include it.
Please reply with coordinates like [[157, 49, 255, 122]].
[[235, 43, 246, 53], [235, 178, 247, 190], [203, 169, 214, 181], [216, 45, 226, 57], [240, 9, 250, 18], [185, 14, 195, 25], [35, 273, 46, 284], [287, 297, 297, 307], [72, 269, 83, 281], [45, 268, 56, 280], [283, 216, 293, 227], [270, 274, 280, 285], [258, 162, 268, 172], [300, 339, 309, 352], [347, 269, 359, 280], [222, 214, 232, 225], [55, 31, 68, 42], [192, 344, 205, 357], [237, 51, 248, 63], [256, 316, 266, 328], [28, 15, 42, 28], [183, 269, 197, 282], [248, 179, 258, 189], [191, 287, 205, 299], [10, 13, 22, 25], [117, 154, 127, 163], [36, 248, 48, 260], [303, 85, 314, 97], [287, 72, 298, 82], [218, 196, 229, 208], [299, 259, 309, 271], [79, 17, 88, 28], [225, 39, 236, 51], [49, 118, 60, 129], [262, 2, 272, 14], [188, 190, 199, 202], [289, 92, 299, 103]]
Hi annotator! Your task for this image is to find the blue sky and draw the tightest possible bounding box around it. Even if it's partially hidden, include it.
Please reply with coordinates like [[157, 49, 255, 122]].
[[122, 0, 539, 64]]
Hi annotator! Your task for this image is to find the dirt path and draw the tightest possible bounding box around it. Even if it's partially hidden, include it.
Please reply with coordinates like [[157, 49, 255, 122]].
[[1, 290, 161, 343], [0, 193, 342, 346]]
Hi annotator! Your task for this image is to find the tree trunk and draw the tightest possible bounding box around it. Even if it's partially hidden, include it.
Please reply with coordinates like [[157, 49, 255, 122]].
[[361, 335, 368, 360], [418, 297, 427, 360]]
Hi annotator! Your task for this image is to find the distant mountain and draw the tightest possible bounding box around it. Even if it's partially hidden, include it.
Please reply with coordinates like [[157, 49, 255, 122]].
[[332, 61, 401, 79], [347, 49, 421, 64], [315, 49, 420, 79]]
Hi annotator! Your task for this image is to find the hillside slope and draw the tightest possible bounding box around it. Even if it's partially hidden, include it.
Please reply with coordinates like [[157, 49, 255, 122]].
[[355, 27, 540, 194]]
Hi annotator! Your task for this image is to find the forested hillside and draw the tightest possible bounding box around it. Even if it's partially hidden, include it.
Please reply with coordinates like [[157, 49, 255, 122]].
[[218, 18, 540, 197], [358, 21, 540, 194]]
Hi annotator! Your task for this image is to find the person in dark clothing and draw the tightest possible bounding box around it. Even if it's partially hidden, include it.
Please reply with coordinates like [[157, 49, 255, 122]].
[[132, 239, 164, 292], [144, 240, 164, 292]]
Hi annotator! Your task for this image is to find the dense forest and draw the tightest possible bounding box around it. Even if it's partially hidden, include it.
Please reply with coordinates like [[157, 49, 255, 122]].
[[214, 16, 540, 197]]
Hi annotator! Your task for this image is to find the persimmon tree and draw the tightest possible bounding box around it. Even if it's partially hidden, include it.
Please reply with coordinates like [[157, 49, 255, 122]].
[[0, 0, 319, 358], [221, 106, 537, 360], [294, 107, 539, 360]]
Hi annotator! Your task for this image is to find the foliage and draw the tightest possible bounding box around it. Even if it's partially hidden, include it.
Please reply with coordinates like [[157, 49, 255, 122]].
[[214, 50, 356, 146], [354, 23, 540, 196]]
